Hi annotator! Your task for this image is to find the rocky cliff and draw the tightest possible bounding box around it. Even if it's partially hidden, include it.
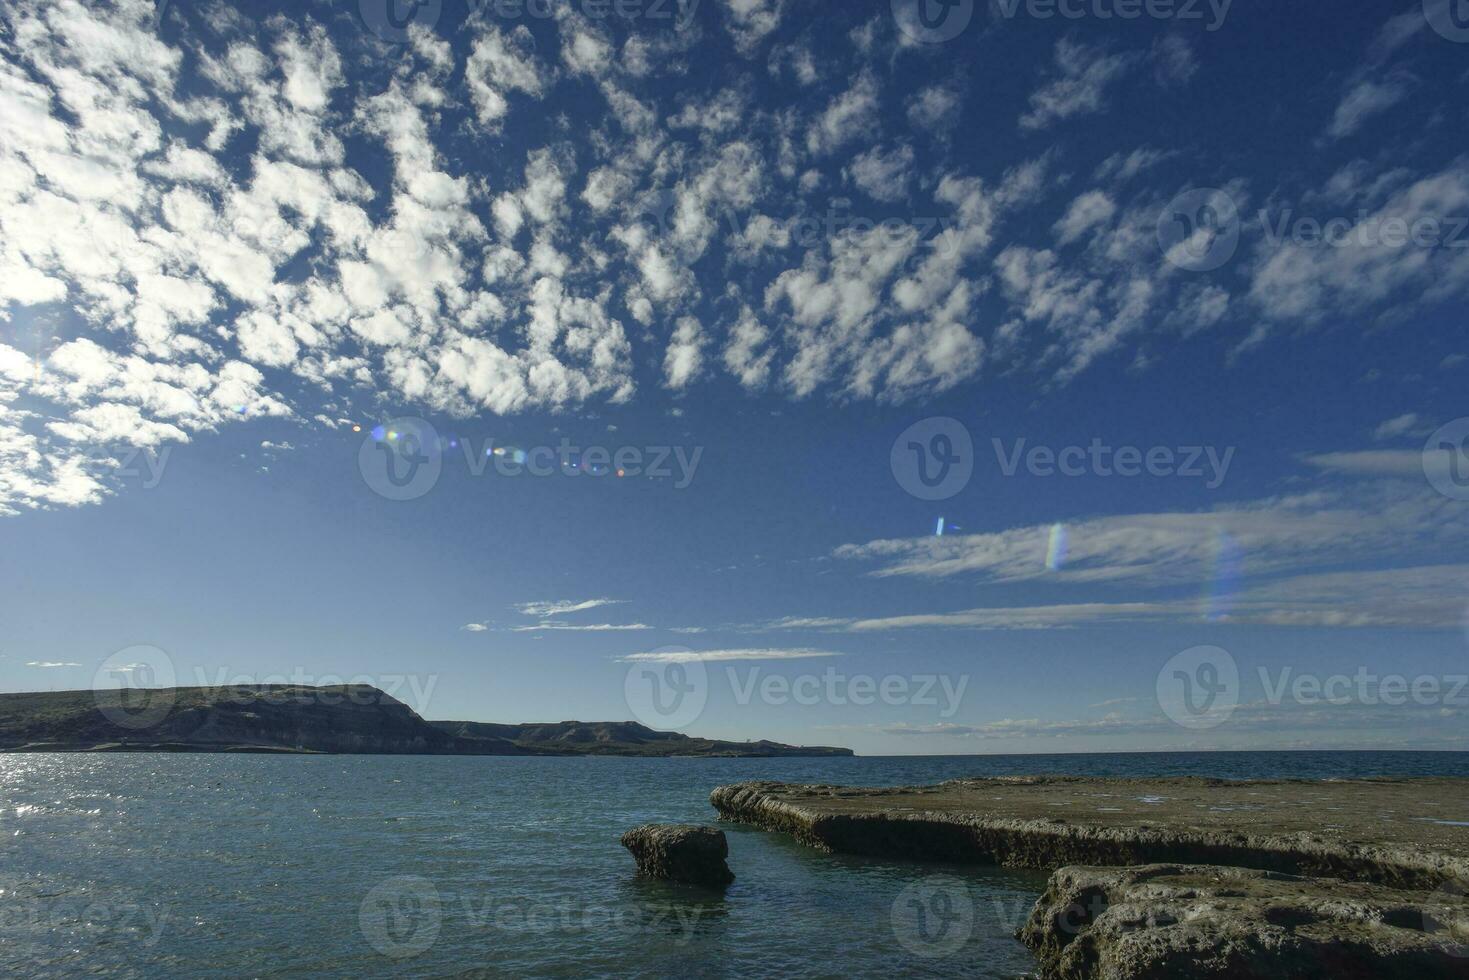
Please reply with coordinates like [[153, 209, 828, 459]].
[[433, 718, 853, 756], [0, 687, 852, 756]]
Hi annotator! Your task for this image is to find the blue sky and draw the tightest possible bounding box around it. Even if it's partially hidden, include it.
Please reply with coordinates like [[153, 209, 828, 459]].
[[1, 0, 1468, 754]]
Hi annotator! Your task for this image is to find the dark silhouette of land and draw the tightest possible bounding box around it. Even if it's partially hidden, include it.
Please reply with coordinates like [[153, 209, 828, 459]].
[[0, 686, 852, 757]]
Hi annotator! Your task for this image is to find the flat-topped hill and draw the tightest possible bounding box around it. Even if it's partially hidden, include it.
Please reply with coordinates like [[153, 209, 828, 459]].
[[433, 718, 852, 756], [0, 686, 852, 757]]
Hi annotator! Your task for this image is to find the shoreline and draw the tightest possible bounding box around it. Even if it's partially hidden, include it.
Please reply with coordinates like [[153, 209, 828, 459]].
[[710, 776, 1469, 976]]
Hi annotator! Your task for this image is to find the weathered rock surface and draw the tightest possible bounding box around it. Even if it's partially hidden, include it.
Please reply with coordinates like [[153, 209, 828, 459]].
[[709, 777, 1469, 890], [621, 824, 735, 887], [1019, 864, 1469, 979]]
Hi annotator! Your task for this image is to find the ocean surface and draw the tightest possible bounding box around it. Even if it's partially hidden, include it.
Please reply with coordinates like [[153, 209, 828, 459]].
[[2, 750, 1467, 978]]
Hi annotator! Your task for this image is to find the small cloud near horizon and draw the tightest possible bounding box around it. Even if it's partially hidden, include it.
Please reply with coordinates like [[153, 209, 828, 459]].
[[618, 648, 843, 664], [516, 598, 626, 617]]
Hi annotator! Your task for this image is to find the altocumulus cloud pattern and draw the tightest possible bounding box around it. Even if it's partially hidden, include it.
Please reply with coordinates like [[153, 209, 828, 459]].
[[2, 0, 1468, 515]]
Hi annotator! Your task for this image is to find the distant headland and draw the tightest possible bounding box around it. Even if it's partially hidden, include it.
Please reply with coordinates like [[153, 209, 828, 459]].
[[0, 685, 853, 757]]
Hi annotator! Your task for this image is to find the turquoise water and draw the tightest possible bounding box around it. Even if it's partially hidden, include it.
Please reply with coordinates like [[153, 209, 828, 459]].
[[2, 751, 1467, 978]]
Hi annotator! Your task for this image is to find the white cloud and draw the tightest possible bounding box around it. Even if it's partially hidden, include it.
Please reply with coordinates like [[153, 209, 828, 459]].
[[513, 622, 653, 632], [1020, 41, 1137, 131], [1094, 146, 1173, 184], [836, 478, 1467, 587], [517, 598, 626, 617], [1373, 413, 1422, 441], [664, 316, 705, 390], [1325, 75, 1412, 141], [1053, 190, 1117, 245], [906, 84, 961, 135], [465, 25, 547, 129], [722, 306, 774, 389], [1249, 161, 1469, 323], [618, 648, 841, 663], [807, 71, 880, 155], [0, 0, 1458, 523], [720, 0, 785, 55], [1151, 35, 1197, 87], [847, 144, 915, 203]]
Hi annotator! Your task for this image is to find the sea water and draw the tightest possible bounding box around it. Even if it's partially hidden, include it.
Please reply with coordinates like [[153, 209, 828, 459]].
[[2, 751, 1466, 978]]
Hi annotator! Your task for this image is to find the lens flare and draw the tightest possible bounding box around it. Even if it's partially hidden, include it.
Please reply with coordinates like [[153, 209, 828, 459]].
[[1045, 522, 1068, 572], [1203, 529, 1242, 621]]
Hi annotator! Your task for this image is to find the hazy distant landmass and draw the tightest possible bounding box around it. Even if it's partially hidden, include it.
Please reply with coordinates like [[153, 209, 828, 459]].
[[0, 686, 853, 757]]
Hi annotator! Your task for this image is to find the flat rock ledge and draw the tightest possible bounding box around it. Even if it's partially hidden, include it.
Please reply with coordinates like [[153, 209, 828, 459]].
[[709, 778, 1469, 890], [621, 824, 734, 888], [1018, 864, 1468, 979]]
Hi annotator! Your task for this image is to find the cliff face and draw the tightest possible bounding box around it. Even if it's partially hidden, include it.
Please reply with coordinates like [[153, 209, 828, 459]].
[[431, 719, 854, 757], [0, 688, 852, 756], [0, 686, 470, 754]]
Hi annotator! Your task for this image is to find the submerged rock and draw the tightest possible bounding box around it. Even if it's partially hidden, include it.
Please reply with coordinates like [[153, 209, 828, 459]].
[[621, 824, 734, 887], [1018, 863, 1469, 979]]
